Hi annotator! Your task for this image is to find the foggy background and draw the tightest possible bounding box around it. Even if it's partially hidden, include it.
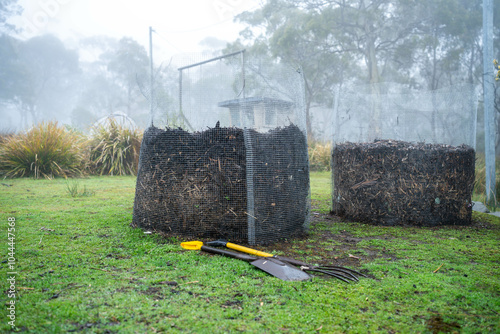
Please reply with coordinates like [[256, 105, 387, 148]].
[[1, 0, 499, 153]]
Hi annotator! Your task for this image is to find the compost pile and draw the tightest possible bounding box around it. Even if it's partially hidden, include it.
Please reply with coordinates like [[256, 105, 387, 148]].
[[248, 124, 310, 241], [132, 124, 309, 243], [332, 140, 475, 226]]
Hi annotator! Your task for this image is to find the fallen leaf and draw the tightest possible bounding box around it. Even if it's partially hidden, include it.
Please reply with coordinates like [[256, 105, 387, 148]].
[[349, 254, 360, 259]]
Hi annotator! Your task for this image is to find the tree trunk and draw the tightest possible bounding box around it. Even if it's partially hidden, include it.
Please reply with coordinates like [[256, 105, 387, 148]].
[[430, 29, 439, 143], [304, 78, 314, 140], [361, 0, 382, 140], [28, 103, 37, 127]]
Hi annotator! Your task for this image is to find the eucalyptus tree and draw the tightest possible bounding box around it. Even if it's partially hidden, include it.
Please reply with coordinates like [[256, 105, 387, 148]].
[[0, 34, 79, 128], [232, 0, 423, 137], [18, 34, 79, 125], [104, 37, 149, 117], [0, 34, 23, 102], [0, 0, 21, 33], [73, 36, 150, 128], [410, 0, 483, 90], [231, 0, 358, 137]]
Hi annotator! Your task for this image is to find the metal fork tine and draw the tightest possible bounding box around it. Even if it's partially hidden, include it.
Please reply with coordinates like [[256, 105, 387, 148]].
[[321, 268, 358, 281], [330, 269, 359, 281], [302, 268, 353, 283], [300, 265, 359, 281], [317, 265, 369, 278], [314, 266, 360, 281]]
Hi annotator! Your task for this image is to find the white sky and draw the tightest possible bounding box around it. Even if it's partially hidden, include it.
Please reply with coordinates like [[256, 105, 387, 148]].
[[10, 0, 260, 58]]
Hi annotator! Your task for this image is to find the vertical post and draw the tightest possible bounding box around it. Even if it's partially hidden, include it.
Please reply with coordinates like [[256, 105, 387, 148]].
[[483, 0, 496, 206], [179, 70, 182, 119], [241, 50, 245, 100], [331, 83, 341, 214], [239, 50, 256, 245], [149, 26, 154, 127]]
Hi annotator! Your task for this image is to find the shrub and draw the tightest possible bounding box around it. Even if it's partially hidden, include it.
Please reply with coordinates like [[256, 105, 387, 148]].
[[473, 153, 500, 206], [308, 141, 332, 171], [87, 119, 142, 176], [0, 122, 85, 179]]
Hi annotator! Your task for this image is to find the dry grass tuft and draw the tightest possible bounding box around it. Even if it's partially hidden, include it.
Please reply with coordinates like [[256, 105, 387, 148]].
[[87, 119, 142, 176], [0, 122, 85, 179], [308, 141, 332, 171]]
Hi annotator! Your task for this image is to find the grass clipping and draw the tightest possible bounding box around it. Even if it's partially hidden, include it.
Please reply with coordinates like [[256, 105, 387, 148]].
[[332, 140, 475, 226]]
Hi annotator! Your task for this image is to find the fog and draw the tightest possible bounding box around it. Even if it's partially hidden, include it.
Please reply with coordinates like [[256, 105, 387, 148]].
[[0, 0, 499, 152]]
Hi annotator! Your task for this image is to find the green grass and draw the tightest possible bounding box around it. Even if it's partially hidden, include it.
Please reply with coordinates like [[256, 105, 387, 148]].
[[1, 173, 499, 333], [310, 171, 331, 213]]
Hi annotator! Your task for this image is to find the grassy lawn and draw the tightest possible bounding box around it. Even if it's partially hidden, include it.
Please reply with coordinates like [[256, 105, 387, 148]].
[[1, 173, 499, 333]]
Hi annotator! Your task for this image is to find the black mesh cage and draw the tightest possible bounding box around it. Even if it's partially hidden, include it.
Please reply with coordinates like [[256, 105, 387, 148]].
[[132, 52, 310, 244], [331, 83, 478, 226]]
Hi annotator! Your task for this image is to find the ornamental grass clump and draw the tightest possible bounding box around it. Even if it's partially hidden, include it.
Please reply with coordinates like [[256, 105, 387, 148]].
[[473, 153, 500, 206], [0, 122, 85, 179], [0, 129, 15, 144], [87, 119, 142, 176], [308, 141, 332, 171]]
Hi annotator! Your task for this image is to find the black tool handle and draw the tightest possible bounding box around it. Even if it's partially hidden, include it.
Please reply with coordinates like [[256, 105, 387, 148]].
[[275, 256, 309, 267], [200, 245, 258, 262], [206, 240, 228, 247]]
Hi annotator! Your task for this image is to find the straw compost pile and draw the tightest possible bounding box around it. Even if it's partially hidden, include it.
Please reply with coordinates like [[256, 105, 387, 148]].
[[132, 124, 309, 242], [332, 140, 475, 226]]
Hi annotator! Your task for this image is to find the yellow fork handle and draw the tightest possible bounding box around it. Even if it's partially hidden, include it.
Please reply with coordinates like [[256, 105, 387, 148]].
[[226, 242, 274, 258]]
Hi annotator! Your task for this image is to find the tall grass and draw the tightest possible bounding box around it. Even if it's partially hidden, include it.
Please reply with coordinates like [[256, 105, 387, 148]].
[[473, 153, 499, 206], [65, 179, 95, 197], [0, 122, 85, 179], [87, 119, 142, 176], [0, 128, 15, 144], [308, 141, 332, 171]]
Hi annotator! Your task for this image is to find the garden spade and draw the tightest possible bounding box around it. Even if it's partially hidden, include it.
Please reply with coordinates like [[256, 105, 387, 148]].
[[180, 242, 311, 282], [205, 240, 367, 283]]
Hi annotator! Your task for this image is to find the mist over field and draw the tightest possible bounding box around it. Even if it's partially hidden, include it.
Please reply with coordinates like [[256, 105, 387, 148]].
[[0, 0, 499, 151]]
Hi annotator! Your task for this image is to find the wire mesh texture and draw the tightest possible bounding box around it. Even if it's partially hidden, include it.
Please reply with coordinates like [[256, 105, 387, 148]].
[[132, 51, 310, 245], [331, 83, 478, 226]]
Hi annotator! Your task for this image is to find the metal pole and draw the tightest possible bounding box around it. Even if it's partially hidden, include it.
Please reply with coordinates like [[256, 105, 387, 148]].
[[177, 49, 246, 71], [239, 50, 255, 244], [149, 26, 154, 127], [241, 50, 245, 100], [483, 0, 496, 206], [179, 70, 182, 120]]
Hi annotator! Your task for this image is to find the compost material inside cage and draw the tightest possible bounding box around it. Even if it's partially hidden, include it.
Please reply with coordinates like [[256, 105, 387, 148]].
[[132, 123, 309, 243], [332, 140, 475, 226]]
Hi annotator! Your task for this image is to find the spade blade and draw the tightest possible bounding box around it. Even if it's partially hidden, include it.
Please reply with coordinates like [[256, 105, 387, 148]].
[[251, 258, 311, 281]]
